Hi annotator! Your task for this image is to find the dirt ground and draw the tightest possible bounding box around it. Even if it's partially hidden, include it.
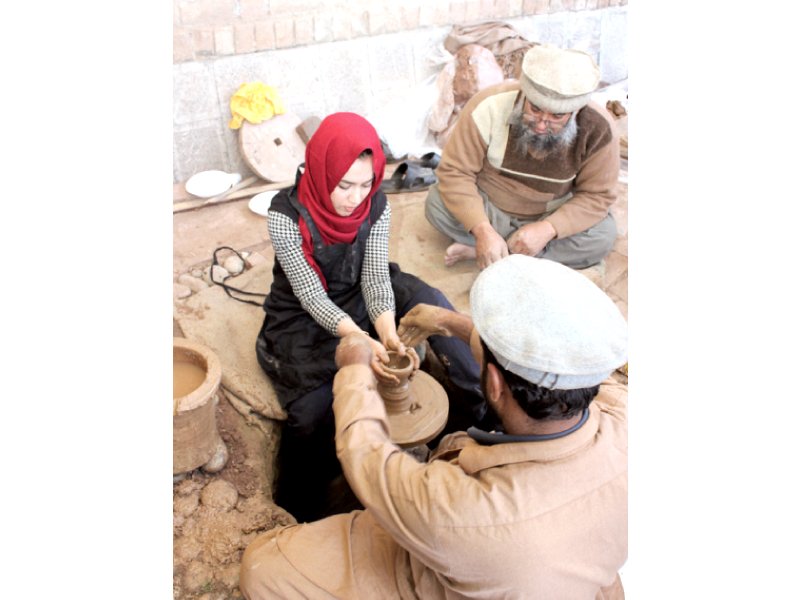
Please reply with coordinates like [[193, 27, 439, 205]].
[[172, 381, 295, 599]]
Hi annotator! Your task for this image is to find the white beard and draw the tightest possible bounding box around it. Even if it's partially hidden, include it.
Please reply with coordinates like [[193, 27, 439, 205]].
[[510, 106, 578, 157]]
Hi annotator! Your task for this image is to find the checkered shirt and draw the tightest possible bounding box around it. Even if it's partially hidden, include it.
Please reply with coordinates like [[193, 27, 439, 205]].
[[268, 203, 395, 335]]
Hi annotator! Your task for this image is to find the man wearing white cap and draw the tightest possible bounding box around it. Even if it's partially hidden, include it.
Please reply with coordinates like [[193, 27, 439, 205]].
[[240, 255, 628, 599], [426, 44, 620, 270]]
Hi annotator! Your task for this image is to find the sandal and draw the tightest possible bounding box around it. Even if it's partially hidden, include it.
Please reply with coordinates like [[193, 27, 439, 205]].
[[380, 162, 438, 194], [380, 139, 408, 164], [408, 151, 441, 170]]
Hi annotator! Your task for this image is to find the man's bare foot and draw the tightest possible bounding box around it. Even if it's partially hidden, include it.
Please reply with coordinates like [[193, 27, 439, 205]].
[[444, 242, 477, 267]]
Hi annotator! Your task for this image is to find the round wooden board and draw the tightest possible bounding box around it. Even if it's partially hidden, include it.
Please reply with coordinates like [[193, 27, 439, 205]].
[[239, 113, 306, 182], [386, 371, 449, 448]]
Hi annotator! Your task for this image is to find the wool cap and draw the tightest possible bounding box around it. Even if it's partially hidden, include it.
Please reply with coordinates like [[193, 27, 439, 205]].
[[470, 255, 627, 390], [519, 45, 601, 114]]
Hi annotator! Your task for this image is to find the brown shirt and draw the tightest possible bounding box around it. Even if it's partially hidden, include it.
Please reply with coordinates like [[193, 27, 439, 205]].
[[437, 81, 620, 239], [241, 364, 628, 599]]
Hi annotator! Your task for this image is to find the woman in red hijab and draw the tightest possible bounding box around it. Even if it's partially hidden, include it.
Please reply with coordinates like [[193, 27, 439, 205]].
[[256, 113, 489, 522]]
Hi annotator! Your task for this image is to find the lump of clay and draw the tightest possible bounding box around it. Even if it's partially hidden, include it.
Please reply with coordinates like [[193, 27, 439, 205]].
[[452, 44, 505, 105], [200, 478, 239, 512], [429, 44, 506, 147]]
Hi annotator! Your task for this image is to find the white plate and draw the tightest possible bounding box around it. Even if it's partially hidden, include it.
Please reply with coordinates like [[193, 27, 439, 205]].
[[185, 170, 242, 198], [249, 191, 278, 216]]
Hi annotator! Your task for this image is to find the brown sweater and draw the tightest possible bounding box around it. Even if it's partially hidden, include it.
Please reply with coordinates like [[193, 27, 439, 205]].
[[437, 80, 620, 239]]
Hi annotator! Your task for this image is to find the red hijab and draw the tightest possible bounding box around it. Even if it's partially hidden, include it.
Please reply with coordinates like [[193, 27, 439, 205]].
[[296, 112, 386, 289]]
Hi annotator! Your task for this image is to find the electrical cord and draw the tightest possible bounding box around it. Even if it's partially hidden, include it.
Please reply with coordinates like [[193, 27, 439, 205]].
[[210, 246, 267, 306]]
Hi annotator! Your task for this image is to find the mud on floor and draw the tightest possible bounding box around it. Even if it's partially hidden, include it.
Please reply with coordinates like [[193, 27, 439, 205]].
[[173, 390, 295, 599]]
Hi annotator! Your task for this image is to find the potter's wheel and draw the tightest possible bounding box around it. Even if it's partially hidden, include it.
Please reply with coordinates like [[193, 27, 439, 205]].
[[386, 370, 448, 448]]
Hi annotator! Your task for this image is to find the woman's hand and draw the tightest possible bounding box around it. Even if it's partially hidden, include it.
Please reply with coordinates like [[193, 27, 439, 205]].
[[372, 345, 421, 386], [372, 311, 422, 379], [361, 335, 391, 376], [337, 317, 389, 372], [397, 304, 451, 347], [374, 311, 407, 357]]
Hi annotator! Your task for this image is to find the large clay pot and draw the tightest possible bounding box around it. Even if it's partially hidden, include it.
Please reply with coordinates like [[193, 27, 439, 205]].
[[173, 337, 228, 475]]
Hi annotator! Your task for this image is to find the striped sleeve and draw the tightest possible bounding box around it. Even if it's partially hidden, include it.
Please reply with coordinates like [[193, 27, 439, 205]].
[[361, 203, 395, 322], [267, 211, 349, 335]]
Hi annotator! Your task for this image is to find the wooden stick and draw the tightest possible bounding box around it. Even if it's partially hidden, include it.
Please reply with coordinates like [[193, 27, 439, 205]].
[[173, 180, 293, 214]]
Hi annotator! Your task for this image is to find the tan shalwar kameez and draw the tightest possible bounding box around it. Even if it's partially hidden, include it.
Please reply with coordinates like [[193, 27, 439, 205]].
[[240, 364, 628, 599]]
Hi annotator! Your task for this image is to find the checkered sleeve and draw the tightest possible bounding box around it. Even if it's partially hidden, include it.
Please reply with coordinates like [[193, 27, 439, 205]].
[[267, 211, 350, 335], [361, 203, 396, 322]]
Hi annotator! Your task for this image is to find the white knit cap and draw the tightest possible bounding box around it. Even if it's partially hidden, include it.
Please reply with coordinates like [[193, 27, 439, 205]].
[[470, 255, 627, 390], [519, 45, 601, 114]]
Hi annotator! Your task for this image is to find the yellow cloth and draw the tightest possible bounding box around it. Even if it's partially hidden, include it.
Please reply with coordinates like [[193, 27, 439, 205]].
[[228, 82, 286, 129]]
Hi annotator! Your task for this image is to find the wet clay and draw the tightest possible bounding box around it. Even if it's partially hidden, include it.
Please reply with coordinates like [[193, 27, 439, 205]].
[[174, 360, 207, 399], [376, 351, 449, 448], [376, 352, 415, 413]]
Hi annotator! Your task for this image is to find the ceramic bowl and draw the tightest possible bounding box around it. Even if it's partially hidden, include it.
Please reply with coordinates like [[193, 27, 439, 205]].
[[248, 190, 278, 216], [185, 171, 242, 198]]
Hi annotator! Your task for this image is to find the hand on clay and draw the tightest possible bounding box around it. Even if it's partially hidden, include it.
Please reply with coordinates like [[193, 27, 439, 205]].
[[472, 222, 509, 270], [373, 346, 420, 386], [335, 331, 376, 369], [374, 311, 408, 358], [365, 335, 391, 376], [382, 333, 408, 358], [398, 304, 451, 348], [506, 221, 556, 257]]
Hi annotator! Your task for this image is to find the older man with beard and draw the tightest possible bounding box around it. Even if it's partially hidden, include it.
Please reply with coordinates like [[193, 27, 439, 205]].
[[425, 45, 620, 270]]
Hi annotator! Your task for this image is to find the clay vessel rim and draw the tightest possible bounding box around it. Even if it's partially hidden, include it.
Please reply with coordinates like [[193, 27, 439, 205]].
[[381, 350, 414, 374], [173, 337, 222, 412]]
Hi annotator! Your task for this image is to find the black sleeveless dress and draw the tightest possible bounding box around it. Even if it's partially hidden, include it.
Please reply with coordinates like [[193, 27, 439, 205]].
[[255, 174, 489, 522], [255, 180, 426, 407]]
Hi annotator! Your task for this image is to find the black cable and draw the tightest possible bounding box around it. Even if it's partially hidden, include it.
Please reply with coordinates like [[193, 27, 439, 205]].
[[210, 246, 267, 306]]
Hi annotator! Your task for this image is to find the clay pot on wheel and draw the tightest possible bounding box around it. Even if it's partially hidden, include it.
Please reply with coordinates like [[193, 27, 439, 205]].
[[375, 351, 417, 414], [375, 350, 449, 448], [173, 338, 229, 475]]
